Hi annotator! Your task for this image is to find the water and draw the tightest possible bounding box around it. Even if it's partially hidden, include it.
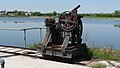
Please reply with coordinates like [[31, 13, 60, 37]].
[[82, 18, 120, 50], [0, 17, 120, 50], [0, 17, 46, 47]]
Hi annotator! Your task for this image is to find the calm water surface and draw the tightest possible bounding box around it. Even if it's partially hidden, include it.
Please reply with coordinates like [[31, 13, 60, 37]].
[[0, 17, 120, 49], [82, 18, 120, 49]]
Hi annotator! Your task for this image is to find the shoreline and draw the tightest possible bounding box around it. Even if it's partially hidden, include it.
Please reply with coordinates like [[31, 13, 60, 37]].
[[0, 16, 56, 18], [1, 16, 120, 20], [84, 16, 120, 20]]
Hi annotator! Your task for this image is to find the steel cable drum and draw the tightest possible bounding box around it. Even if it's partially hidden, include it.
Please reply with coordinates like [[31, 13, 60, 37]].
[[58, 11, 78, 32]]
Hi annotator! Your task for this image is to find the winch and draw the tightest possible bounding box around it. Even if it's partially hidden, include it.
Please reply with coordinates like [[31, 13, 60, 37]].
[[38, 5, 88, 58]]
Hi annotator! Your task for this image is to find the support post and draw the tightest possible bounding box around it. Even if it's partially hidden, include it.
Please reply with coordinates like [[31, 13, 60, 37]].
[[24, 30, 27, 48], [0, 58, 5, 68], [40, 28, 42, 42]]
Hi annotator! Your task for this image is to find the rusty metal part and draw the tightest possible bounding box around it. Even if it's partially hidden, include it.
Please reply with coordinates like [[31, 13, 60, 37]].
[[59, 11, 77, 31], [38, 5, 88, 58]]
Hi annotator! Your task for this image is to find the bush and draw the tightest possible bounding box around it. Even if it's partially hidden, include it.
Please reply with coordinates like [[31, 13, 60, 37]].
[[29, 42, 43, 49], [88, 47, 120, 61], [92, 63, 106, 68]]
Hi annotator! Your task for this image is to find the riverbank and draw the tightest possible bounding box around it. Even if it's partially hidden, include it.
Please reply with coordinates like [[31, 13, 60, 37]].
[[84, 16, 120, 20], [0, 16, 57, 19], [1, 15, 120, 21]]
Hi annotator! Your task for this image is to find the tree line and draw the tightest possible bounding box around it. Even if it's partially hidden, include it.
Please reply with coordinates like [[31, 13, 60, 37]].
[[1, 10, 120, 17], [81, 10, 120, 17], [0, 10, 58, 17]]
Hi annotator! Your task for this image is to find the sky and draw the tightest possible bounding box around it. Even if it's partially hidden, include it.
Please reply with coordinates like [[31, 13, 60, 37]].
[[0, 0, 120, 13]]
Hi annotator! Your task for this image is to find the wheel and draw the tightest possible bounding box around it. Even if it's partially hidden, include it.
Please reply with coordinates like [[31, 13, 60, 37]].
[[59, 11, 77, 31]]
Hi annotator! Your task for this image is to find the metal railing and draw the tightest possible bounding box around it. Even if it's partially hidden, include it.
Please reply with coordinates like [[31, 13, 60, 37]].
[[0, 27, 46, 48]]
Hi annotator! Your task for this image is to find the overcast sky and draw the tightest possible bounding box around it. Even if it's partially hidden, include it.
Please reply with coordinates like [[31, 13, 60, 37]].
[[0, 0, 120, 13]]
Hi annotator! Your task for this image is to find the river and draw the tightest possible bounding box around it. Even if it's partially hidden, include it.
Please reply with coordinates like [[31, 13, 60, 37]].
[[0, 17, 120, 50]]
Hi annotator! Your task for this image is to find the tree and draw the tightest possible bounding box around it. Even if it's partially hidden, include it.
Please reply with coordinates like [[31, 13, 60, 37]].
[[16, 11, 25, 16], [53, 11, 57, 16], [31, 11, 41, 16], [114, 10, 120, 17]]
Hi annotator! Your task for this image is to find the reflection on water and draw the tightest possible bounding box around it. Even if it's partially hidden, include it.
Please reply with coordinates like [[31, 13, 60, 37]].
[[114, 25, 120, 28], [0, 17, 120, 50]]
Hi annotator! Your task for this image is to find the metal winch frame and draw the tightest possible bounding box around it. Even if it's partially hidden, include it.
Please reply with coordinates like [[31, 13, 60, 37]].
[[38, 5, 88, 58]]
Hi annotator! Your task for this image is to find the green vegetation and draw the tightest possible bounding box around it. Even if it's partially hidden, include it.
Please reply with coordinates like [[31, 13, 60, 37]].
[[88, 47, 120, 61], [29, 42, 43, 49], [92, 63, 106, 68], [29, 41, 120, 61], [0, 10, 59, 17], [81, 10, 120, 18], [1, 10, 120, 18]]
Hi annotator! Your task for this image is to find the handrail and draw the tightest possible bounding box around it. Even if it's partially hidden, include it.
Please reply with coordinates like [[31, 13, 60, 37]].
[[0, 28, 22, 31], [0, 27, 46, 48], [0, 27, 46, 31]]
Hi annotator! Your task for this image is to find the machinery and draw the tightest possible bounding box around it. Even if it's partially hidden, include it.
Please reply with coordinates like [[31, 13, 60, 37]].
[[38, 5, 88, 58]]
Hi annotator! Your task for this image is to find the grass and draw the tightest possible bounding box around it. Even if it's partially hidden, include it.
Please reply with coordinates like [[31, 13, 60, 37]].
[[29, 41, 120, 61], [29, 42, 43, 49], [88, 47, 120, 61], [92, 63, 106, 68]]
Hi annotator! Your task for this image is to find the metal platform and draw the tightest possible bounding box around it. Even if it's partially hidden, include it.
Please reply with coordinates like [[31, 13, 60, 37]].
[[38, 43, 87, 58]]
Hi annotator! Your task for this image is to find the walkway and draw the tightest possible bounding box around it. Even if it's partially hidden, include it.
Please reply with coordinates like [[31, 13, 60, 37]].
[[0, 45, 89, 68]]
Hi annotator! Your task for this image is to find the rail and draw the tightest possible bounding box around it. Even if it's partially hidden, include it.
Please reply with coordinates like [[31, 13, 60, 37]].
[[0, 27, 46, 48]]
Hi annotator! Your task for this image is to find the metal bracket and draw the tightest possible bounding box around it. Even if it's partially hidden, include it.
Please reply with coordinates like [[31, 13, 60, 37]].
[[61, 36, 69, 53]]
